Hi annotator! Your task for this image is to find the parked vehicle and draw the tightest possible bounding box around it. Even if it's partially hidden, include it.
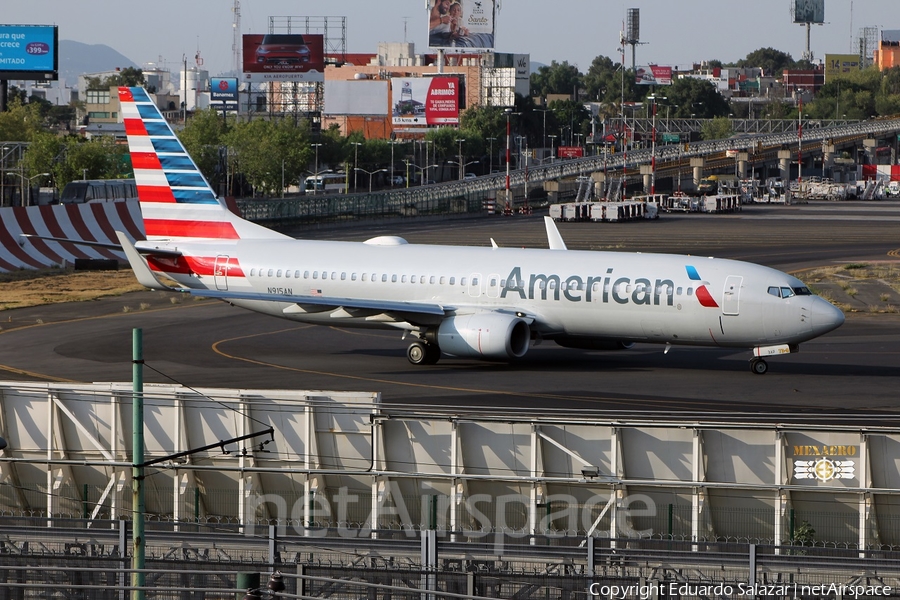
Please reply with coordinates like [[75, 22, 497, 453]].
[[59, 179, 137, 204]]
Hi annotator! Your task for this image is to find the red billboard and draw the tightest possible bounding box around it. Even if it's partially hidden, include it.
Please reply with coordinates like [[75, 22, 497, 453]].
[[391, 77, 459, 126], [557, 146, 584, 159], [242, 33, 324, 82], [635, 65, 673, 86]]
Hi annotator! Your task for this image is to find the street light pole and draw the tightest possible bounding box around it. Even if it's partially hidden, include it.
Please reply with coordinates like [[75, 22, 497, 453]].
[[547, 135, 557, 164], [352, 142, 362, 190], [504, 108, 512, 214], [649, 94, 666, 196], [456, 138, 466, 180], [486, 137, 496, 174], [311, 143, 322, 195]]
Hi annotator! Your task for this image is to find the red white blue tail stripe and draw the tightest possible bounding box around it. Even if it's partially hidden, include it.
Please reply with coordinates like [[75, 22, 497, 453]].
[[119, 86, 283, 242]]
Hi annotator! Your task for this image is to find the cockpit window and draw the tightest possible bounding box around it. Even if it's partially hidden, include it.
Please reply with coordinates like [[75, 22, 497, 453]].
[[780, 287, 795, 298], [792, 286, 812, 296], [768, 286, 781, 298]]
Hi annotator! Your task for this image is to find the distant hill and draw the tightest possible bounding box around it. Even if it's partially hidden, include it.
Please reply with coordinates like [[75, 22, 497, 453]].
[[58, 40, 138, 84]]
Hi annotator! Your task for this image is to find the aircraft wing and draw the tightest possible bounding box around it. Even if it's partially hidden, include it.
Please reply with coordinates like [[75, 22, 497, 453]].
[[184, 288, 452, 321]]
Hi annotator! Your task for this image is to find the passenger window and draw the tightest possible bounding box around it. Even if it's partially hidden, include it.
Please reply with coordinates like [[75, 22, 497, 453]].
[[472, 277, 479, 285], [448, 277, 454, 285], [500, 279, 506, 288], [267, 269, 274, 277], [312, 272, 318, 279], [371, 273, 376, 281], [392, 275, 398, 283], [411, 275, 417, 283], [294, 270, 300, 278], [768, 286, 781, 298], [430, 276, 436, 284], [331, 272, 337, 280], [351, 273, 357, 281], [461, 277, 467, 286], [687, 288, 693, 296], [676, 287, 683, 295], [362, 273, 368, 282], [781, 287, 795, 298], [402, 275, 407, 283], [341, 272, 346, 280], [250, 268, 256, 277], [276, 269, 282, 277], [285, 271, 291, 279], [382, 274, 388, 282], [303, 271, 309, 279]]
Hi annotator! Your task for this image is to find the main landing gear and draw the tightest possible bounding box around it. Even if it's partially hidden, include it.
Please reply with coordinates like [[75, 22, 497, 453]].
[[749, 358, 768, 375], [407, 341, 441, 365]]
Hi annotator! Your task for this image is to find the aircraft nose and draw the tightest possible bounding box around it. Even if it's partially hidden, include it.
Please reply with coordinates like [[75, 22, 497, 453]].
[[811, 297, 845, 334]]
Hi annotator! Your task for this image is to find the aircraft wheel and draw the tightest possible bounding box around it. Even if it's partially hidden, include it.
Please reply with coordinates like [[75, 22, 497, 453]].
[[423, 343, 441, 365], [407, 342, 428, 365], [750, 358, 768, 375]]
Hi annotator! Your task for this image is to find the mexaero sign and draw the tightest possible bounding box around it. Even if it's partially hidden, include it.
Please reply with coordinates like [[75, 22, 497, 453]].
[[0, 24, 58, 80], [391, 77, 458, 126]]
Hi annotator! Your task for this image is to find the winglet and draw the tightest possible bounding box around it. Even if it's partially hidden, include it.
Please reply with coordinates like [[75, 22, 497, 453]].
[[115, 231, 178, 291], [544, 216, 567, 250], [490, 238, 499, 249]]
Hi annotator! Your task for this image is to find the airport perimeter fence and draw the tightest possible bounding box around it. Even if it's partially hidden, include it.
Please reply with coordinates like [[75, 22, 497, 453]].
[[2, 518, 900, 598], [1, 487, 896, 549]]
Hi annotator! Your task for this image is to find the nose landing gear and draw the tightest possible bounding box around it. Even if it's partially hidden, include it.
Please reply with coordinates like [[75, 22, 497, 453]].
[[750, 357, 768, 375]]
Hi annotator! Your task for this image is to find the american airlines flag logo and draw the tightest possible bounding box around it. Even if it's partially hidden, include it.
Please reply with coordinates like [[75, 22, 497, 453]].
[[310, 289, 322, 296], [794, 458, 855, 482]]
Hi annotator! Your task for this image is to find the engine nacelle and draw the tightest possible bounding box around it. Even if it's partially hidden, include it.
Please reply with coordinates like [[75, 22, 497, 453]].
[[436, 313, 531, 360], [554, 337, 636, 351]]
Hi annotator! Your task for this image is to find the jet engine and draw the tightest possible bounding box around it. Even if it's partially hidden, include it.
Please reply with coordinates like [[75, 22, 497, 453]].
[[435, 313, 531, 360]]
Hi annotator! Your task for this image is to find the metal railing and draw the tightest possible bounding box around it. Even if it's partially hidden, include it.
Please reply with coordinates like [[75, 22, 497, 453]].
[[236, 118, 900, 223]]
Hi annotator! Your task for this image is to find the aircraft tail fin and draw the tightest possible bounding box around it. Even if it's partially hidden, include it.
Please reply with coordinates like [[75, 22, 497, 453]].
[[118, 86, 285, 242]]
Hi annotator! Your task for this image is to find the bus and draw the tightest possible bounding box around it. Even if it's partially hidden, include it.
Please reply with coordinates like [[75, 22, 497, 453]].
[[304, 172, 347, 194], [60, 179, 138, 204]]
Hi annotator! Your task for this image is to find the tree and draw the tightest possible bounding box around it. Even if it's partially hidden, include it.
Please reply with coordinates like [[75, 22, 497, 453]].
[[665, 77, 730, 119], [0, 96, 45, 141], [737, 48, 796, 77], [701, 116, 733, 140], [225, 117, 310, 196], [179, 107, 230, 189], [530, 60, 582, 99]]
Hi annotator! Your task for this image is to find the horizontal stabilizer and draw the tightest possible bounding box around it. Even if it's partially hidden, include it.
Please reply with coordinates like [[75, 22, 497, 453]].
[[115, 231, 181, 291], [19, 233, 122, 251]]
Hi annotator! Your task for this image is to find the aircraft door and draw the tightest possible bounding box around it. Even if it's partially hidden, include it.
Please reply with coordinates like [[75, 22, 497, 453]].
[[486, 273, 501, 298], [468, 273, 482, 297], [214, 255, 230, 291], [722, 275, 742, 316]]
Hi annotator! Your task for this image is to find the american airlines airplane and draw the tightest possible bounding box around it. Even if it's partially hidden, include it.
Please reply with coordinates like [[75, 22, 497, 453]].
[[113, 86, 844, 374]]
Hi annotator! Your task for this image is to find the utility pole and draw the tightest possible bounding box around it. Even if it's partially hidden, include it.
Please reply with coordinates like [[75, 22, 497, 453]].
[[132, 328, 145, 600]]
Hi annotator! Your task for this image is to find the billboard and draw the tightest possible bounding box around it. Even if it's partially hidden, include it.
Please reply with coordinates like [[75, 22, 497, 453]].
[[0, 25, 58, 81], [824, 54, 860, 81], [793, 0, 824, 24], [242, 33, 324, 83], [209, 77, 239, 103], [635, 65, 672, 85], [391, 77, 459, 126], [324, 80, 389, 116], [428, 0, 495, 49]]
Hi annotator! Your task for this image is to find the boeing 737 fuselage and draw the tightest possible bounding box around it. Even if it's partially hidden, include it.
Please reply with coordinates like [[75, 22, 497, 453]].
[[109, 87, 843, 374]]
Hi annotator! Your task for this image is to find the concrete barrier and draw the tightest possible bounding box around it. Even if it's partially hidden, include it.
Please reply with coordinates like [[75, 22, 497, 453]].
[[0, 199, 143, 272]]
